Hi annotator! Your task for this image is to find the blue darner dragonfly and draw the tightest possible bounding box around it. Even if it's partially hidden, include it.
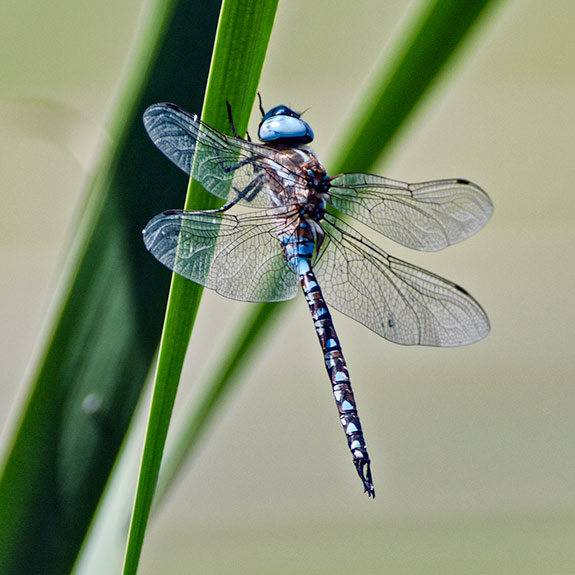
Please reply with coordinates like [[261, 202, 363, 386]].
[[142, 101, 492, 498]]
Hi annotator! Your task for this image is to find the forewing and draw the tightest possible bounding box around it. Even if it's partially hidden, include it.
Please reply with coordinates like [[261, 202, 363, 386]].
[[315, 215, 490, 346], [143, 103, 307, 208], [142, 209, 299, 302], [328, 173, 493, 251]]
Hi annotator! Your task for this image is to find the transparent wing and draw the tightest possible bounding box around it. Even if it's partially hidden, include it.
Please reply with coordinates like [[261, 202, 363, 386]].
[[142, 209, 300, 302], [315, 214, 490, 346], [143, 103, 308, 208], [328, 173, 493, 251]]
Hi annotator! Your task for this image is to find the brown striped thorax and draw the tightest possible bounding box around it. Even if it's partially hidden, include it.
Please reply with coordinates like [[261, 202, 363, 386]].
[[259, 105, 329, 220]]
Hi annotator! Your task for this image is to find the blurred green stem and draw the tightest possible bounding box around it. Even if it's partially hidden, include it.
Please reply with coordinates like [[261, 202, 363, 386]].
[[0, 1, 221, 574]]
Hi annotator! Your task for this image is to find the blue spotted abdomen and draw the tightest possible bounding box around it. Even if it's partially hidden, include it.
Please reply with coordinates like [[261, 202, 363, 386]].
[[281, 220, 375, 497]]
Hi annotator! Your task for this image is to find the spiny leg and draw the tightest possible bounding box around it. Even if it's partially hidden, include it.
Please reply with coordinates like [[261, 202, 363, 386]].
[[225, 100, 240, 138], [257, 92, 265, 117], [200, 175, 265, 214], [225, 100, 252, 141]]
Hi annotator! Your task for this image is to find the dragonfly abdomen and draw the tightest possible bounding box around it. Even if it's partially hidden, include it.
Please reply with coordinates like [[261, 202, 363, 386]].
[[296, 251, 375, 497]]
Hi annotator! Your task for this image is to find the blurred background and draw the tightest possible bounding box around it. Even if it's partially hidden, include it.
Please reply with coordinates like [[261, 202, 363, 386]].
[[1, 0, 574, 573]]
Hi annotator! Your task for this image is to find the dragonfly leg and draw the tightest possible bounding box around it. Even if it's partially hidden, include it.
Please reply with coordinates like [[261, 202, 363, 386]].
[[229, 173, 266, 203], [257, 92, 265, 117], [221, 156, 258, 176], [201, 172, 266, 214], [224, 101, 255, 141], [241, 174, 265, 202], [225, 101, 240, 138]]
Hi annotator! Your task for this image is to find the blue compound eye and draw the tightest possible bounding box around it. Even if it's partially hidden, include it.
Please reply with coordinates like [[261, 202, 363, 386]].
[[258, 105, 314, 144], [261, 104, 298, 122]]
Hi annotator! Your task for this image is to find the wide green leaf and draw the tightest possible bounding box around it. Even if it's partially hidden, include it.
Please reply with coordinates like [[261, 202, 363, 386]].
[[0, 1, 221, 574]]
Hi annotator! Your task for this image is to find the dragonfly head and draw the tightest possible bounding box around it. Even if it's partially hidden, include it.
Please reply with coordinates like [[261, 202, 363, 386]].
[[258, 105, 314, 145]]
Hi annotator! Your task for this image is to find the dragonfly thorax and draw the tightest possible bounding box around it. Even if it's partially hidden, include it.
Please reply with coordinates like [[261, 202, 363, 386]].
[[268, 147, 329, 212]]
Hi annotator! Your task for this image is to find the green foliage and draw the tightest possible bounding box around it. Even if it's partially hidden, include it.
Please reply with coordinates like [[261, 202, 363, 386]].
[[0, 1, 221, 573]]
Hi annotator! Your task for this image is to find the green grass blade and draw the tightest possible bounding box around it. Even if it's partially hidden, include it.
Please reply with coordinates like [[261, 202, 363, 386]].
[[154, 0, 502, 501], [121, 2, 278, 574], [0, 1, 221, 574], [331, 0, 502, 174], [154, 301, 287, 505]]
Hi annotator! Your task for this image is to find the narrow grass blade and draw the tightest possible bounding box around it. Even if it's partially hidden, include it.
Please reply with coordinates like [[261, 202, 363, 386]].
[[154, 301, 286, 505], [331, 0, 502, 174], [0, 1, 221, 574], [121, 2, 279, 574], [155, 0, 502, 501]]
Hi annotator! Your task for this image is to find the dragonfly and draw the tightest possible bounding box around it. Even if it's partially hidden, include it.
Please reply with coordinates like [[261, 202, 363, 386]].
[[142, 100, 493, 498]]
